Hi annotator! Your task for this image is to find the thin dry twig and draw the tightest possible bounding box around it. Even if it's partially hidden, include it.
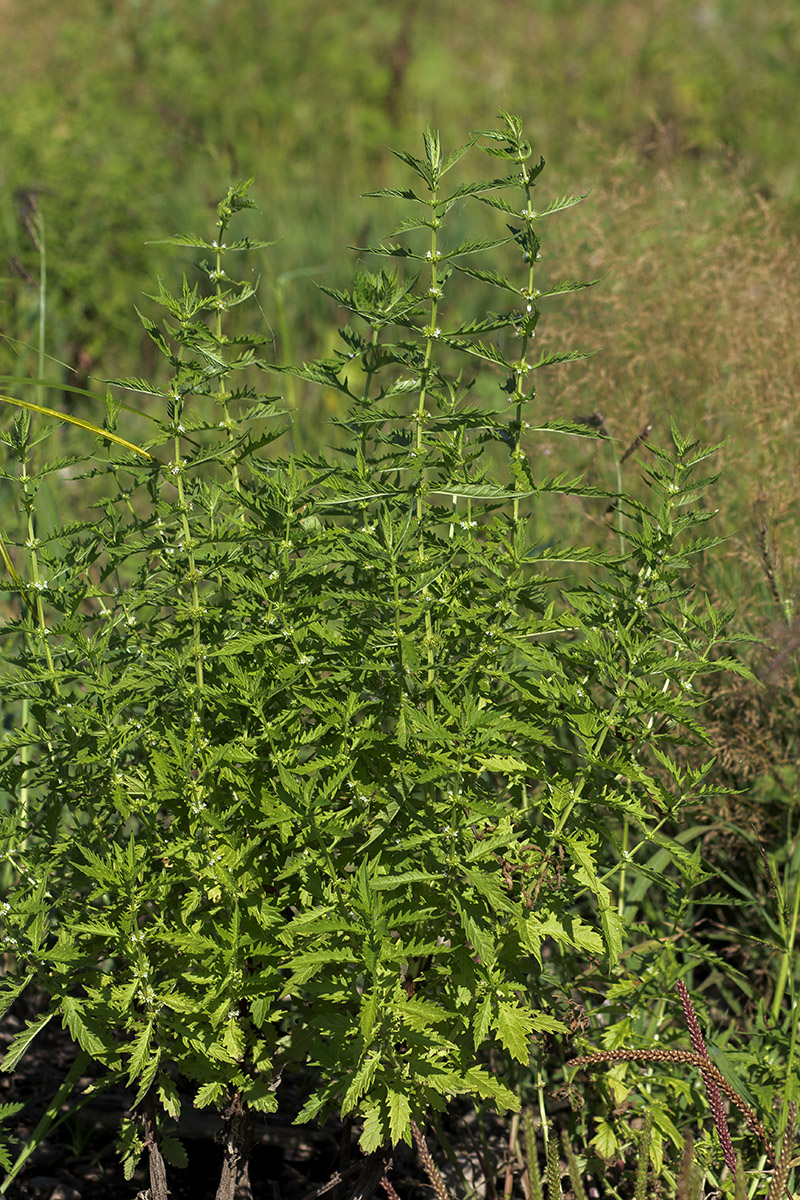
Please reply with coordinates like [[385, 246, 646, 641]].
[[299, 1158, 374, 1200]]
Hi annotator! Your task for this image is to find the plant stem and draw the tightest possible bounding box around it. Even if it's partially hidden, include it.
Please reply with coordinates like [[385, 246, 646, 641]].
[[215, 1089, 254, 1200], [141, 1089, 169, 1200]]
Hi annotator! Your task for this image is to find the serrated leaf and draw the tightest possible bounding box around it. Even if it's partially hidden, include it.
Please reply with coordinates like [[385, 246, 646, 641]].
[[359, 1102, 385, 1153], [157, 1076, 181, 1120], [342, 1050, 381, 1115], [530, 1013, 568, 1034], [60, 997, 107, 1059], [126, 1018, 154, 1085], [591, 1117, 619, 1159], [1, 1011, 54, 1073], [566, 917, 604, 956], [600, 905, 624, 966], [146, 233, 216, 248], [456, 900, 496, 967], [360, 988, 379, 1043], [0, 976, 33, 1025], [387, 1090, 411, 1145], [105, 375, 169, 397], [473, 994, 493, 1049], [463, 1066, 519, 1111], [535, 191, 588, 217], [160, 1133, 188, 1168], [242, 1078, 279, 1113], [479, 755, 528, 773], [133, 1050, 162, 1107], [195, 1080, 225, 1108], [464, 867, 514, 915], [495, 1001, 535, 1063], [371, 870, 440, 891]]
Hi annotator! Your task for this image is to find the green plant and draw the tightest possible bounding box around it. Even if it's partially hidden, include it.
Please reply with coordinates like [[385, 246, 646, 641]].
[[571, 980, 798, 1200], [0, 1103, 23, 1176], [1, 115, 744, 1198]]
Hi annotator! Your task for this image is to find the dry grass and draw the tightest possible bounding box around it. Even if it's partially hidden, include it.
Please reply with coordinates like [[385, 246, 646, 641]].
[[520, 152, 800, 814], [537, 150, 800, 627]]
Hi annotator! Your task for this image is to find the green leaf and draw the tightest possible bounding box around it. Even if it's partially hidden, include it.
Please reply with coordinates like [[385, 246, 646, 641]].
[[387, 1090, 412, 1145], [591, 1118, 619, 1159], [599, 905, 624, 966], [534, 192, 588, 217], [342, 1050, 382, 1116], [495, 1001, 535, 1063], [371, 870, 440, 891], [360, 988, 379, 1043], [566, 837, 622, 964], [529, 1013, 568, 1035], [195, 1081, 225, 1108], [59, 998, 107, 1059], [473, 995, 493, 1049], [161, 1133, 189, 1169], [242, 1078, 279, 1113], [117, 1116, 144, 1181], [478, 755, 528, 773], [1, 1012, 55, 1073], [359, 1102, 385, 1153], [133, 1050, 162, 1107], [157, 1076, 181, 1120], [126, 1018, 154, 1085], [463, 1066, 519, 1112]]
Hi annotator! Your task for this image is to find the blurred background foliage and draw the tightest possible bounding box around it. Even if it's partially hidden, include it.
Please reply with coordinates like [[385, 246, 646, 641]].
[[1, 0, 799, 978]]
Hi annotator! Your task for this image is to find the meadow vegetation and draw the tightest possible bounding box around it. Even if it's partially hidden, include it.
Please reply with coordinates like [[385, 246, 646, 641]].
[[0, 3, 799, 1198]]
